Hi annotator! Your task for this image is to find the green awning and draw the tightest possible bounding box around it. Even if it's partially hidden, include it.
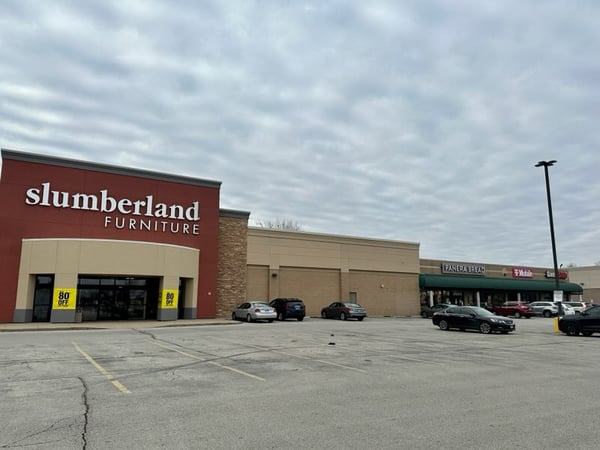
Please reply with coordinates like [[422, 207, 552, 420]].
[[419, 274, 583, 293]]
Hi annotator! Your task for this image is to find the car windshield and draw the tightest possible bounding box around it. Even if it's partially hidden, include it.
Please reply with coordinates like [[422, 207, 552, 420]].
[[344, 303, 361, 308], [253, 302, 269, 307]]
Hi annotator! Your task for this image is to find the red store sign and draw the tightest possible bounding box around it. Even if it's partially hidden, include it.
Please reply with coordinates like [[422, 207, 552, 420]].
[[512, 267, 533, 278], [545, 270, 568, 280]]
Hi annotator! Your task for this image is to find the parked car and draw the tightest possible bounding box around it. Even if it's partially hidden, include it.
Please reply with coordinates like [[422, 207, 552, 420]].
[[269, 298, 305, 321], [232, 301, 276, 322], [489, 301, 534, 318], [564, 302, 588, 314], [558, 305, 600, 336], [528, 301, 558, 317], [555, 302, 575, 315], [432, 306, 515, 334], [420, 303, 451, 318], [321, 302, 366, 321]]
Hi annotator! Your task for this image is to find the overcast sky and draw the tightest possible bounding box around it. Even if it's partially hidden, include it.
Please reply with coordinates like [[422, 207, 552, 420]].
[[1, 0, 599, 268]]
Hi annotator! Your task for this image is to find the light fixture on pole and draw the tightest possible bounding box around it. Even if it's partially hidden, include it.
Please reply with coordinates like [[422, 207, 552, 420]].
[[535, 160, 563, 315]]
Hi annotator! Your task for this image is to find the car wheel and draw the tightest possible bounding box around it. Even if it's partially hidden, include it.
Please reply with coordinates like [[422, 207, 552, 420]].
[[246, 314, 253, 323], [340, 312, 346, 321], [357, 317, 364, 321], [480, 322, 492, 334], [231, 312, 237, 321], [297, 316, 304, 322], [582, 331, 593, 336], [438, 320, 449, 331], [543, 310, 551, 318], [565, 323, 579, 336], [514, 311, 521, 319], [321, 311, 327, 319], [421, 311, 428, 318], [277, 312, 284, 321]]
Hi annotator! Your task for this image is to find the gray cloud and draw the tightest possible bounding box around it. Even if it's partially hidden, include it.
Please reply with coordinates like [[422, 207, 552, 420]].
[[2, 0, 600, 267]]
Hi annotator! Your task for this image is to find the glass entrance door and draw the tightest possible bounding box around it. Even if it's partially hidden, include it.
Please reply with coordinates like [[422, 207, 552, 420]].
[[77, 276, 159, 320], [32, 275, 54, 322]]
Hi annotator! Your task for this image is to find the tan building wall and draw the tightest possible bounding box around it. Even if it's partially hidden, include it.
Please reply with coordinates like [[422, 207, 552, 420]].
[[247, 265, 269, 301], [349, 270, 420, 316], [247, 228, 421, 317], [565, 266, 600, 304], [278, 267, 340, 317]]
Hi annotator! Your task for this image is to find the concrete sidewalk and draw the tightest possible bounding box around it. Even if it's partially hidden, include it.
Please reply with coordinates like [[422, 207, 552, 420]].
[[0, 318, 237, 332]]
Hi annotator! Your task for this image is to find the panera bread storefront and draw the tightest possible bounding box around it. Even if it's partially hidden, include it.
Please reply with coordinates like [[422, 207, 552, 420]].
[[419, 259, 583, 308], [0, 149, 249, 323]]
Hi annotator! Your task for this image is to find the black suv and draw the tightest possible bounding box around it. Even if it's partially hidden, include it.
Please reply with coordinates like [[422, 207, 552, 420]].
[[269, 298, 305, 321], [558, 304, 600, 336]]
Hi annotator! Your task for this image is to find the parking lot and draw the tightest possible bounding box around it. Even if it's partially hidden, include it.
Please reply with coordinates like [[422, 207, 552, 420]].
[[2, 317, 599, 449]]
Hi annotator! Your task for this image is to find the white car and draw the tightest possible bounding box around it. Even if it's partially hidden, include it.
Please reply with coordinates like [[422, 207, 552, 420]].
[[564, 302, 588, 314], [232, 301, 277, 322], [555, 302, 575, 315], [528, 301, 559, 317]]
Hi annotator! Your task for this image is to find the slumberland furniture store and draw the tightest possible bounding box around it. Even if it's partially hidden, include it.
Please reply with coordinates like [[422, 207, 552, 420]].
[[0, 149, 585, 324]]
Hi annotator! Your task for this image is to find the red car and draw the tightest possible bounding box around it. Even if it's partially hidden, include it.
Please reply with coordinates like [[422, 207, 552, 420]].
[[490, 302, 533, 319]]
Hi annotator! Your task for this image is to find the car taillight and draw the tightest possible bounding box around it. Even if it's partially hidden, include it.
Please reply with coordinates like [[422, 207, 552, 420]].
[[254, 308, 261, 312], [347, 307, 353, 311]]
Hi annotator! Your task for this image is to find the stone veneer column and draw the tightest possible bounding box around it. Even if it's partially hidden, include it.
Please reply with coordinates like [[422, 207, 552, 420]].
[[216, 209, 250, 318]]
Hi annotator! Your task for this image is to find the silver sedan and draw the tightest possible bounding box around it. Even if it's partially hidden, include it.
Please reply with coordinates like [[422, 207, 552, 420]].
[[232, 301, 277, 322]]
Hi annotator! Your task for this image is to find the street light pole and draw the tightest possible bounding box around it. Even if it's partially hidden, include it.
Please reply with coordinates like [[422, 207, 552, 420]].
[[535, 160, 562, 315]]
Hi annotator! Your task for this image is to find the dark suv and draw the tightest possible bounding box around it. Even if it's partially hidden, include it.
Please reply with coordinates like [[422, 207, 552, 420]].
[[269, 298, 305, 321]]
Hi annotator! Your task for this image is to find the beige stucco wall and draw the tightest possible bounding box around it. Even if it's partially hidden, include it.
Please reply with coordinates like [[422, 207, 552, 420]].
[[247, 228, 421, 317], [565, 266, 600, 303], [249, 228, 420, 273], [15, 238, 199, 311], [349, 270, 420, 316]]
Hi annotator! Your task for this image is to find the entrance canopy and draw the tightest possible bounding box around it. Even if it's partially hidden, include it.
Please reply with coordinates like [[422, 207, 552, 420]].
[[419, 274, 583, 293]]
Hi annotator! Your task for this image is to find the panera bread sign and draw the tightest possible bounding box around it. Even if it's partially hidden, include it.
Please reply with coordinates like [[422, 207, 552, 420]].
[[441, 263, 486, 275], [25, 182, 200, 235]]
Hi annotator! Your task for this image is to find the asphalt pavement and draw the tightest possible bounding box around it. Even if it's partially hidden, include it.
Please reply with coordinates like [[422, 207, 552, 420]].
[[2, 316, 598, 450]]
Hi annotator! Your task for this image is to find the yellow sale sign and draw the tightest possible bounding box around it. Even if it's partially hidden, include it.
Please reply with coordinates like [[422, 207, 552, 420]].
[[53, 288, 77, 310], [159, 290, 178, 309]]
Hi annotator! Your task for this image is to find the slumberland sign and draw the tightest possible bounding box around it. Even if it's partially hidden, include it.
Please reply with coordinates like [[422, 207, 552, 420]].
[[25, 182, 200, 235]]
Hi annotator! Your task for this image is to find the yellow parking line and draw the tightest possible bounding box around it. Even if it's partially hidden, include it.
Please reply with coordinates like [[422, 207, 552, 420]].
[[72, 342, 131, 394], [149, 340, 265, 382]]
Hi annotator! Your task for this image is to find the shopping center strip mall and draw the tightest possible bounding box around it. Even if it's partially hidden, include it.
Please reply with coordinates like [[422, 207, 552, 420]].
[[1, 149, 597, 324]]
